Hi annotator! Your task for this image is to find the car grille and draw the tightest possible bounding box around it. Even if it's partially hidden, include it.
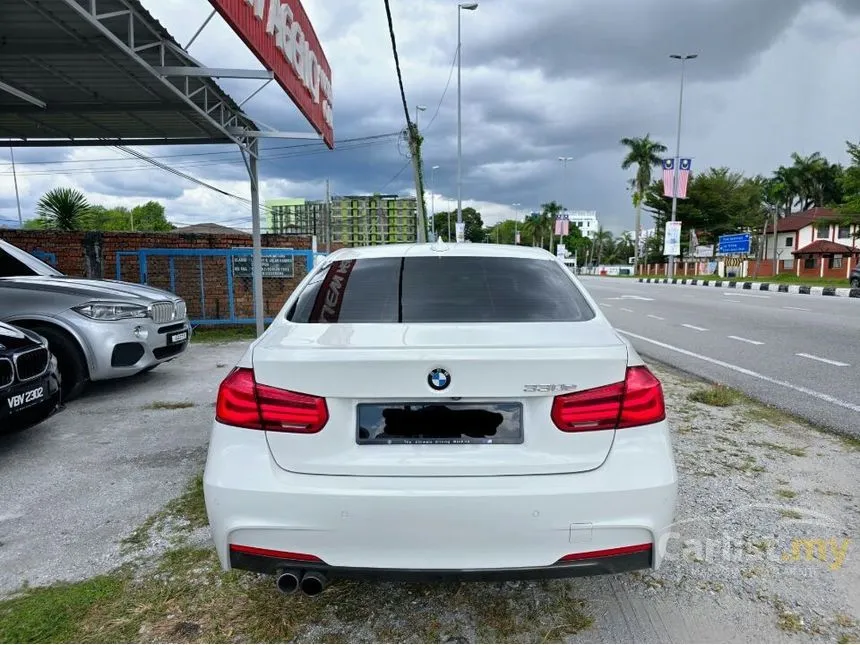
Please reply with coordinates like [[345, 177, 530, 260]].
[[150, 300, 187, 323], [0, 358, 13, 389], [150, 301, 175, 324], [14, 347, 49, 382]]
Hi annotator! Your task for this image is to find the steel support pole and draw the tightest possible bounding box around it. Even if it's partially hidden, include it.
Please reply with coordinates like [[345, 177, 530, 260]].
[[668, 57, 690, 279], [249, 138, 264, 336], [456, 9, 463, 229], [9, 146, 23, 227]]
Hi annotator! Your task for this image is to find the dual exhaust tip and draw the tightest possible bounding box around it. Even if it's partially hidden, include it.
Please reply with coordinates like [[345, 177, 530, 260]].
[[276, 569, 328, 596]]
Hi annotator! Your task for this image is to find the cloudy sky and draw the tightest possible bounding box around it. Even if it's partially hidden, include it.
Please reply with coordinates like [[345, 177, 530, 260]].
[[2, 0, 860, 234]]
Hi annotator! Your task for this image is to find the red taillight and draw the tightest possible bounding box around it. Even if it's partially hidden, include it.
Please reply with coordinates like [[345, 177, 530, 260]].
[[229, 544, 324, 562], [551, 366, 665, 432], [215, 367, 329, 433], [559, 543, 652, 562]]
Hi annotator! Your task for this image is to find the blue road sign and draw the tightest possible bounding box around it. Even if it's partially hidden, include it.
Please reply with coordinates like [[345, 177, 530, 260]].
[[718, 233, 751, 255]]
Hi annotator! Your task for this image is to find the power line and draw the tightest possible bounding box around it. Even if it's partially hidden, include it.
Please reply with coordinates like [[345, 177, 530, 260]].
[[424, 47, 458, 132], [0, 132, 400, 169], [0, 137, 397, 177], [383, 0, 413, 130]]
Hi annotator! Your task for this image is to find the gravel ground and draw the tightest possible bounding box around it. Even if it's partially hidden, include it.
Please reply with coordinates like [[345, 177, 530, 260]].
[[1, 343, 858, 642]]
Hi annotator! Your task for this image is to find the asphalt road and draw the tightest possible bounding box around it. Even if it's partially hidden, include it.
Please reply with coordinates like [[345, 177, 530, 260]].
[[579, 277, 860, 436]]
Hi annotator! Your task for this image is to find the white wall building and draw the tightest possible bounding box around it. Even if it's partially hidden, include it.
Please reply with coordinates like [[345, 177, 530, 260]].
[[566, 210, 600, 238]]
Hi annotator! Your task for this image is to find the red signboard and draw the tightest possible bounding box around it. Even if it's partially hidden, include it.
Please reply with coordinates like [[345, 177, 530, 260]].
[[208, 0, 334, 148]]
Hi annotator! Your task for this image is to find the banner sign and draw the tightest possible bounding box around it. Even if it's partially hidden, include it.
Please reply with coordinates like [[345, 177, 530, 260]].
[[208, 0, 334, 148], [664, 221, 682, 256]]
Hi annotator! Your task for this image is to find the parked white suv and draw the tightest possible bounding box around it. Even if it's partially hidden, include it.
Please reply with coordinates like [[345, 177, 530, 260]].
[[204, 242, 678, 596]]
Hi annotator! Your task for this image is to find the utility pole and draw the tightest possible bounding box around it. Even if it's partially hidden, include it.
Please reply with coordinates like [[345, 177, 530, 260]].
[[557, 156, 573, 257], [457, 2, 478, 239], [772, 204, 778, 276], [430, 165, 439, 240], [325, 179, 331, 253], [512, 202, 521, 244], [667, 53, 697, 279], [9, 146, 23, 227], [406, 125, 427, 243]]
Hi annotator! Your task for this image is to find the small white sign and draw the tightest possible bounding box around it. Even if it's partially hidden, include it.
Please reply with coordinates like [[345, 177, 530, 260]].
[[455, 222, 466, 243], [664, 221, 682, 256]]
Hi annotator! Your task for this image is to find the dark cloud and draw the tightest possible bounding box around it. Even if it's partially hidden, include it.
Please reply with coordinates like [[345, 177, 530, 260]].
[[468, 0, 807, 84]]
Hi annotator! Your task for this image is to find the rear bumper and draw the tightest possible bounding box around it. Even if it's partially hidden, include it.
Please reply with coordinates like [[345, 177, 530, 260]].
[[228, 543, 653, 582], [203, 421, 677, 576]]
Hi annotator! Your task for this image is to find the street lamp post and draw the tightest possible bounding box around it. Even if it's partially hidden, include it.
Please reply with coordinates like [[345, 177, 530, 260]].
[[457, 2, 478, 240], [414, 104, 426, 129], [431, 164, 440, 239], [667, 53, 697, 279]]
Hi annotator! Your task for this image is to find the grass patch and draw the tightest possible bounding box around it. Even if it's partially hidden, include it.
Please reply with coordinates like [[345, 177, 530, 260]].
[[191, 325, 259, 344], [780, 509, 804, 520], [688, 384, 738, 407], [778, 609, 805, 633], [750, 440, 807, 457], [141, 400, 195, 411], [121, 474, 206, 551], [775, 489, 797, 500], [840, 435, 860, 452], [0, 574, 127, 643]]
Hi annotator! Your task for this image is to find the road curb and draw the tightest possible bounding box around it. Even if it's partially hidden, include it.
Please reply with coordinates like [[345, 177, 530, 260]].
[[637, 277, 860, 298]]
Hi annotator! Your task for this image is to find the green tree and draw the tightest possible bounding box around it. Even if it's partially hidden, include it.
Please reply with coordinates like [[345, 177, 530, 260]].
[[620, 134, 668, 271], [131, 201, 173, 231], [35, 187, 90, 231], [431, 207, 483, 242], [593, 227, 615, 265]]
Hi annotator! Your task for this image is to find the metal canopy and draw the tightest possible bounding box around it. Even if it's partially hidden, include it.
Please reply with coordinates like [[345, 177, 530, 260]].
[[0, 0, 258, 148]]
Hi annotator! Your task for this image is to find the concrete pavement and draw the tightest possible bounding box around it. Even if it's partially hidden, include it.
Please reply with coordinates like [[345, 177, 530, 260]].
[[580, 277, 860, 435]]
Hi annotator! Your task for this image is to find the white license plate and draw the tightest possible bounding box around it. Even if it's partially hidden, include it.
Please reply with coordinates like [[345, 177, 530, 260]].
[[168, 331, 188, 344], [7, 385, 45, 411]]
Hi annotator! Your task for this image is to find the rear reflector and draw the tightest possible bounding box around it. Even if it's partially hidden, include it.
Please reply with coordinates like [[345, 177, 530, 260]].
[[559, 543, 652, 562], [215, 367, 329, 433], [229, 544, 324, 562], [551, 365, 665, 432]]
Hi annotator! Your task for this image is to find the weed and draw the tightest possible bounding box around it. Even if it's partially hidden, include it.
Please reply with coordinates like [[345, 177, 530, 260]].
[[142, 400, 195, 411], [688, 384, 738, 407], [775, 489, 797, 500]]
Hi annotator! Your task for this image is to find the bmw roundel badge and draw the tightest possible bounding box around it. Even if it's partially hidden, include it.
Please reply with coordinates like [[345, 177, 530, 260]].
[[428, 368, 451, 391]]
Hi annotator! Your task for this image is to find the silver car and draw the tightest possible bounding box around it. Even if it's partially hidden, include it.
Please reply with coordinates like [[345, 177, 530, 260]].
[[0, 239, 191, 399]]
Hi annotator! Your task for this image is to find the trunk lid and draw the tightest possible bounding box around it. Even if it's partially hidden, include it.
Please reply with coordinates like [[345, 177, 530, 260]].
[[254, 320, 629, 477]]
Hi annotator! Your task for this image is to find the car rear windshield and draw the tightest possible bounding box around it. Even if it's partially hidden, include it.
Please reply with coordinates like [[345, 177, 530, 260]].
[[286, 256, 595, 323]]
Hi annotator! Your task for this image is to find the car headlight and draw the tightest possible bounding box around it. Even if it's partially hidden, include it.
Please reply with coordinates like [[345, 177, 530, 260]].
[[72, 302, 149, 321]]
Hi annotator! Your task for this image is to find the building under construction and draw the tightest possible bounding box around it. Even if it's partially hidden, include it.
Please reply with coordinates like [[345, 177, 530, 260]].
[[266, 194, 418, 247]]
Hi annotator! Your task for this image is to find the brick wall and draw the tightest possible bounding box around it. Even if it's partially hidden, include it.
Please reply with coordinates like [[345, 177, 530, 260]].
[[2, 231, 343, 323]]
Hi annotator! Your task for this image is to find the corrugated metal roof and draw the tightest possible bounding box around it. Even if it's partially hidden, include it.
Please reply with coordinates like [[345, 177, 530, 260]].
[[0, 0, 256, 146]]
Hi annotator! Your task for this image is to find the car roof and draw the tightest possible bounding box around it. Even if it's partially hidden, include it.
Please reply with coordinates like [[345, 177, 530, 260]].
[[324, 242, 558, 262]]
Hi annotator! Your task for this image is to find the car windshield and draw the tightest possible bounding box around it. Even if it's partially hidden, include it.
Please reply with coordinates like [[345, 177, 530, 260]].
[[0, 240, 64, 278], [287, 256, 595, 324]]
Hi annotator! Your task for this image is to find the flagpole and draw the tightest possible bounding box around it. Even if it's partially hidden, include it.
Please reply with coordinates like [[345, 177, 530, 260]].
[[668, 53, 697, 279]]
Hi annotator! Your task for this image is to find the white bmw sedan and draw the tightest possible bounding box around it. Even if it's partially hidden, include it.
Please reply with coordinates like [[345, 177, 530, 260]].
[[203, 242, 677, 596]]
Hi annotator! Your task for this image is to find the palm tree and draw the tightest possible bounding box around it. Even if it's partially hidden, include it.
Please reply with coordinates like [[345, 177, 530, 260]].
[[540, 201, 564, 251], [36, 187, 90, 231], [593, 227, 615, 265], [620, 134, 668, 273]]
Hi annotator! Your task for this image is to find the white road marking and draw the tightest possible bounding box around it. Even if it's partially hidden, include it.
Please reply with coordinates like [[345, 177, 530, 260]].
[[647, 314, 665, 320], [617, 330, 860, 414], [620, 307, 635, 313], [600, 303, 613, 307], [724, 292, 769, 299], [728, 335, 764, 346], [620, 295, 655, 301], [796, 353, 850, 367], [783, 306, 810, 311], [682, 324, 708, 332], [725, 299, 741, 303]]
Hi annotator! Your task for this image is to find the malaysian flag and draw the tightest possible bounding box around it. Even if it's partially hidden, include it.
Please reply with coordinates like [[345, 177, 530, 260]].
[[677, 158, 692, 199], [554, 213, 570, 236], [662, 158, 693, 198], [662, 158, 674, 197]]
